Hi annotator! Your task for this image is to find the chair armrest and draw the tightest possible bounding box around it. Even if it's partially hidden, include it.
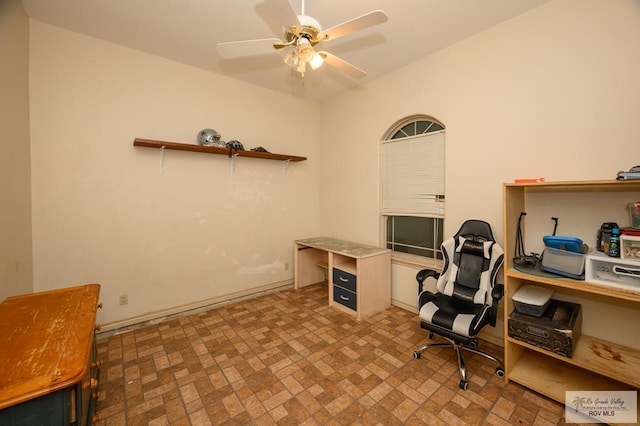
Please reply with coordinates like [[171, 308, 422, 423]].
[[492, 283, 504, 302], [416, 269, 440, 294], [489, 284, 504, 326]]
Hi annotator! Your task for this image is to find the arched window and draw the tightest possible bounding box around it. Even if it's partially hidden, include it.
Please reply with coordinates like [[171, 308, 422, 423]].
[[381, 116, 445, 260]]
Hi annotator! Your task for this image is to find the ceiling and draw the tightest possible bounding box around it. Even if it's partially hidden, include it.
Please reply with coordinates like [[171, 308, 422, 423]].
[[20, 0, 550, 103]]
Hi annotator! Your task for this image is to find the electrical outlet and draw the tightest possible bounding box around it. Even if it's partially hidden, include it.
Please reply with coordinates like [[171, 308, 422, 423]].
[[119, 293, 128, 306]]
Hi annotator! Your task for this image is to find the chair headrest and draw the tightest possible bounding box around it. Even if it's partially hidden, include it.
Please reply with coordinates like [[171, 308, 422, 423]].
[[454, 220, 496, 243], [456, 236, 492, 259], [459, 239, 485, 256]]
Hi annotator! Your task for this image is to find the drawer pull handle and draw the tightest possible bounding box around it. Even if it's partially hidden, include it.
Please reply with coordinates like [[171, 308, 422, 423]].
[[340, 295, 349, 301], [91, 360, 104, 368], [612, 265, 640, 277], [92, 413, 104, 423], [339, 277, 349, 282], [97, 303, 103, 309], [95, 324, 102, 332], [83, 378, 99, 390]]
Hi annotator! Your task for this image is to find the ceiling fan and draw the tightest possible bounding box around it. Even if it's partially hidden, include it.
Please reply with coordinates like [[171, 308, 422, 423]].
[[217, 0, 388, 78]]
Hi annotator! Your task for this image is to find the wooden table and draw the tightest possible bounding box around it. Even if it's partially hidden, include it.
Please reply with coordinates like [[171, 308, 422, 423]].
[[0, 284, 101, 425]]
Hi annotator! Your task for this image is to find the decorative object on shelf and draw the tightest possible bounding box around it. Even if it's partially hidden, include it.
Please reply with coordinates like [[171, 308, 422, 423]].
[[251, 146, 269, 153], [616, 165, 640, 180], [225, 140, 244, 151], [513, 212, 541, 268], [216, 0, 387, 78], [608, 226, 621, 257], [197, 128, 225, 148], [597, 222, 619, 253], [621, 235, 640, 260], [629, 201, 640, 228]]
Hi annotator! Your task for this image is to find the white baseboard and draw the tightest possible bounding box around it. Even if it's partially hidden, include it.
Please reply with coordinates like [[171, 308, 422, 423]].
[[391, 299, 416, 313], [98, 279, 293, 336]]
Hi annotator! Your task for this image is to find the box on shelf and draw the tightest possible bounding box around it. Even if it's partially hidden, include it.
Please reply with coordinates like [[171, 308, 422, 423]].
[[512, 284, 554, 317], [508, 299, 582, 358], [586, 251, 640, 289], [621, 234, 640, 261], [541, 247, 588, 279]]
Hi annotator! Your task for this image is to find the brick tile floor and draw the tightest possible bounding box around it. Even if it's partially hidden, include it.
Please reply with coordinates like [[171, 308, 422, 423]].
[[95, 283, 565, 425]]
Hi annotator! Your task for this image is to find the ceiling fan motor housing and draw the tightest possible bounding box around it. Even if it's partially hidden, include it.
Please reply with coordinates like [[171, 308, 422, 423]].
[[286, 15, 323, 45]]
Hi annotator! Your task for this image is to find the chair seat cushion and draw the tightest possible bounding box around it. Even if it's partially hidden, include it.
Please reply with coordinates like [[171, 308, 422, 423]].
[[418, 292, 491, 338]]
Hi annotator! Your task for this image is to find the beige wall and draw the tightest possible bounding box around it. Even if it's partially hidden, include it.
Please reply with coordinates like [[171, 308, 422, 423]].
[[320, 0, 640, 344], [0, 0, 33, 301], [29, 21, 321, 324], [16, 0, 640, 340]]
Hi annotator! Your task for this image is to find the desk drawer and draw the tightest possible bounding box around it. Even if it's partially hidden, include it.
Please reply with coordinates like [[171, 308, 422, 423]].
[[332, 268, 356, 292], [333, 286, 357, 311]]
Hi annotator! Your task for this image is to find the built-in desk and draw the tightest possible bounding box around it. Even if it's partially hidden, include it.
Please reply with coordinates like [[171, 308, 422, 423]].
[[294, 237, 391, 321]]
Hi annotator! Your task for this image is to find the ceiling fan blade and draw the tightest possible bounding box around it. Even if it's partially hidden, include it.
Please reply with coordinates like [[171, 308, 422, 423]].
[[318, 10, 388, 42], [217, 38, 284, 58], [265, 0, 301, 29], [319, 51, 367, 79]]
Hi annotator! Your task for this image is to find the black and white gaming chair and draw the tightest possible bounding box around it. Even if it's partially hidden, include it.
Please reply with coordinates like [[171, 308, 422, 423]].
[[413, 219, 505, 390]]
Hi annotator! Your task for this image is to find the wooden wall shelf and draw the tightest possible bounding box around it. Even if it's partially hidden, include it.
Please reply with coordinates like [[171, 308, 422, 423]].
[[133, 138, 307, 162]]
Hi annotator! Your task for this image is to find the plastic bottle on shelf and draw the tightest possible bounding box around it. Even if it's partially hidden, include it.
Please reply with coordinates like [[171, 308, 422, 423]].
[[608, 227, 620, 257]]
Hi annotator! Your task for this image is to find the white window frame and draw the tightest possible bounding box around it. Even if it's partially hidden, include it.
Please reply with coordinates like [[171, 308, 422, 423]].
[[380, 116, 445, 268]]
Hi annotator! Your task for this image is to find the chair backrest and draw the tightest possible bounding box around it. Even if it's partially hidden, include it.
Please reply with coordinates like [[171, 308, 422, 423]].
[[437, 220, 504, 306]]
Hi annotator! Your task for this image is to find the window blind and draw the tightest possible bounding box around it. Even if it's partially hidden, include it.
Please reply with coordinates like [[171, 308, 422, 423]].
[[381, 130, 445, 217]]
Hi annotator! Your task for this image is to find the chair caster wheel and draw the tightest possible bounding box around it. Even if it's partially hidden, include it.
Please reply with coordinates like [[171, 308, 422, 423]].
[[495, 368, 505, 378], [413, 351, 421, 359], [459, 380, 468, 390]]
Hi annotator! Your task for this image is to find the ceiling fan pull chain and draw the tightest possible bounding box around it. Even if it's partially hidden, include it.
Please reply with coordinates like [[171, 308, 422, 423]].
[[159, 145, 166, 174]]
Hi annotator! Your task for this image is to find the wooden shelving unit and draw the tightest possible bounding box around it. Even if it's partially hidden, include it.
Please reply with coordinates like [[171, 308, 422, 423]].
[[133, 138, 307, 162], [502, 179, 640, 406]]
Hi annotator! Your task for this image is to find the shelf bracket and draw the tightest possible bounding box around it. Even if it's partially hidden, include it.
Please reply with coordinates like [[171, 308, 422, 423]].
[[282, 159, 291, 176], [230, 153, 239, 173], [159, 145, 166, 174]]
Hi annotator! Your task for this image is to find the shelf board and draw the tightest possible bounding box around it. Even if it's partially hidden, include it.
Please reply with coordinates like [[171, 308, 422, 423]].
[[506, 268, 640, 303], [315, 260, 328, 270], [508, 332, 640, 389], [133, 138, 307, 162], [504, 179, 640, 193], [509, 350, 634, 403]]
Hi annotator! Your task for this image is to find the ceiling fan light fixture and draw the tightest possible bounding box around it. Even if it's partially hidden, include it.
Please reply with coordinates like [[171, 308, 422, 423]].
[[296, 37, 315, 63], [295, 58, 306, 76], [309, 52, 324, 70], [283, 49, 298, 67]]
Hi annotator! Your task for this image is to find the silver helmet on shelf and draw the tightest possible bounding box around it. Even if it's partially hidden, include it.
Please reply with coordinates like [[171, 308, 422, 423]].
[[197, 128, 225, 147]]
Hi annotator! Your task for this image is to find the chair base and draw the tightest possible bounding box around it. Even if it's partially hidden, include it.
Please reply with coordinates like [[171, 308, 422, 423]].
[[413, 334, 505, 390]]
